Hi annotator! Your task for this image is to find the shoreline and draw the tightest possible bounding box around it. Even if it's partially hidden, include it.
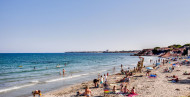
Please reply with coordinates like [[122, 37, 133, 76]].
[[41, 57, 190, 97]]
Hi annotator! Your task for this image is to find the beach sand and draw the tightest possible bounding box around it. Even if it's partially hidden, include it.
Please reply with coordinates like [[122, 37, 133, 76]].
[[42, 60, 190, 97]]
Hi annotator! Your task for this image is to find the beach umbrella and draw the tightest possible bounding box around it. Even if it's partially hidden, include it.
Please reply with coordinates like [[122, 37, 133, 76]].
[[146, 67, 153, 70]]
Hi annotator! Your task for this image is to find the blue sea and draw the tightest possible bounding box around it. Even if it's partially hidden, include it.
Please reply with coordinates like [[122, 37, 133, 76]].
[[0, 53, 158, 97]]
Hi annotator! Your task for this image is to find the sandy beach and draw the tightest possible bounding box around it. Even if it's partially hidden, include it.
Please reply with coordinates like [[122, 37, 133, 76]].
[[41, 58, 190, 97]]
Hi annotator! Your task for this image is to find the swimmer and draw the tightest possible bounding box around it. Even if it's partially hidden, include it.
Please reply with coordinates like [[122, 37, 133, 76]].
[[63, 69, 65, 75]]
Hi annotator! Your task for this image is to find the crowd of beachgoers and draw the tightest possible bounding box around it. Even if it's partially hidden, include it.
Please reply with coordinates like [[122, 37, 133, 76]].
[[37, 56, 190, 97]]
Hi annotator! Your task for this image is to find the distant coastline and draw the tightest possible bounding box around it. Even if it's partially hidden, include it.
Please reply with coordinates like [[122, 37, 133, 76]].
[[65, 50, 140, 54]]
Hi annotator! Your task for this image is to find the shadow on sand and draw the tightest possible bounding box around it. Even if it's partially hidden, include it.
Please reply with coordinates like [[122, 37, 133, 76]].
[[175, 79, 190, 84]]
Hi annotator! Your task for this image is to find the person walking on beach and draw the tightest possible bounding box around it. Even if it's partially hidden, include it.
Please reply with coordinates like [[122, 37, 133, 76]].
[[112, 86, 116, 93], [100, 75, 104, 87], [121, 64, 123, 69], [63, 69, 65, 75], [104, 74, 107, 82]]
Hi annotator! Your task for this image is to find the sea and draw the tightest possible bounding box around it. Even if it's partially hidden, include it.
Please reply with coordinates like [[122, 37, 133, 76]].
[[0, 53, 158, 97]]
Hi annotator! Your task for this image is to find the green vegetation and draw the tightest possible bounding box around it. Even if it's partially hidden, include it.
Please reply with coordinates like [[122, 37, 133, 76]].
[[154, 47, 160, 50], [183, 43, 190, 47], [168, 44, 182, 48]]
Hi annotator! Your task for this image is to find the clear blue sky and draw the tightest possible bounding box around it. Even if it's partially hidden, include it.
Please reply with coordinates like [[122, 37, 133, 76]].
[[0, 0, 190, 53]]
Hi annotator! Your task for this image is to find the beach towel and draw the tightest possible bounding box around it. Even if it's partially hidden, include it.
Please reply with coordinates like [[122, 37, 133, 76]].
[[150, 74, 156, 77], [127, 93, 138, 97], [148, 74, 157, 78], [104, 89, 110, 94], [172, 80, 177, 83]]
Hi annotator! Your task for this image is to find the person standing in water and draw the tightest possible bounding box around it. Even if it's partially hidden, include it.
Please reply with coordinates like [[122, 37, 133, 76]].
[[63, 69, 65, 75], [113, 67, 115, 73]]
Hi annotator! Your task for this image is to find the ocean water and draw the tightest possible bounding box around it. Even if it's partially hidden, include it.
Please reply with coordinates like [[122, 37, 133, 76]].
[[0, 53, 158, 97]]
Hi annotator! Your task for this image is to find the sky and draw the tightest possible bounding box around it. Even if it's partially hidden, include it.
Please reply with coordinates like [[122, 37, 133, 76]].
[[0, 0, 190, 53]]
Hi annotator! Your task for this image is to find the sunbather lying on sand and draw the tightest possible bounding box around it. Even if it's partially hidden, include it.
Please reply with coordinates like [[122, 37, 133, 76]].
[[166, 75, 177, 78], [120, 77, 130, 83], [183, 71, 190, 75], [168, 78, 179, 83]]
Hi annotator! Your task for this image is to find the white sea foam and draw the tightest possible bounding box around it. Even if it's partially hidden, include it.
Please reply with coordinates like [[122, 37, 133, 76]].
[[45, 73, 89, 83], [0, 83, 36, 93], [30, 80, 39, 83]]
